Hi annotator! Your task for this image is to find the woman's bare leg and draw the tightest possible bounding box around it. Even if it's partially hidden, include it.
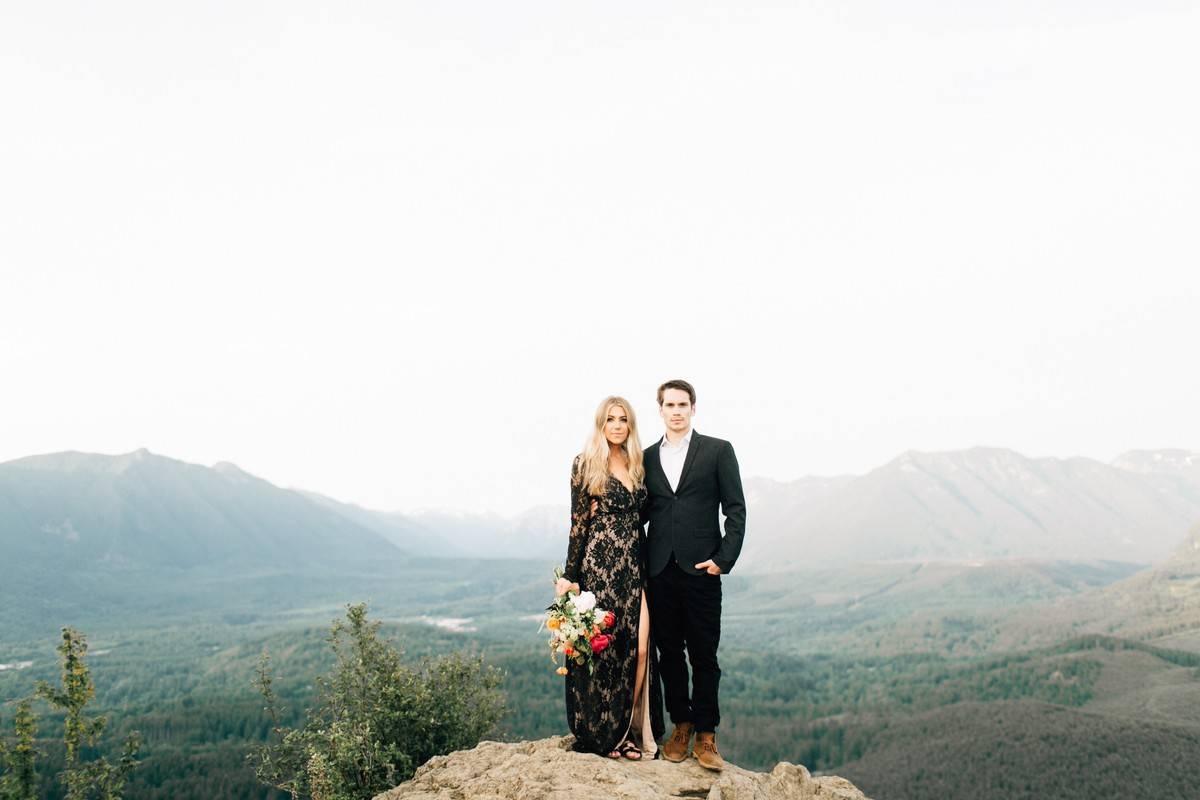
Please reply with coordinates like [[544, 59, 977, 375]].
[[633, 590, 650, 712]]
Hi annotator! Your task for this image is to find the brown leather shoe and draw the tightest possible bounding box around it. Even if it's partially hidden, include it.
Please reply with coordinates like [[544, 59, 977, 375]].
[[693, 732, 724, 771], [662, 722, 694, 762]]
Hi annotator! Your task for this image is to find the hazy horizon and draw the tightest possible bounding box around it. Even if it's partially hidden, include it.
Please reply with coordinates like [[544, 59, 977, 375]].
[[3, 2, 1197, 514], [3, 441, 1195, 520]]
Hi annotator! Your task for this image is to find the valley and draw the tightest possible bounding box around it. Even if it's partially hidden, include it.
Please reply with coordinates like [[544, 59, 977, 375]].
[[3, 447, 1200, 799]]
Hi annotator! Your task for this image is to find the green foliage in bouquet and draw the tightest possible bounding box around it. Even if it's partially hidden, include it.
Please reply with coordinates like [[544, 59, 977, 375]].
[[251, 603, 505, 800]]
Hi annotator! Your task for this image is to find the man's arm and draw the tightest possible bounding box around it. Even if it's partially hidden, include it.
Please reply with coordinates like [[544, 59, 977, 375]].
[[712, 441, 746, 574]]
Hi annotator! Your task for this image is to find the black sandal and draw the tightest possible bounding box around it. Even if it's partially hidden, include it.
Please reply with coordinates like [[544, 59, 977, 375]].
[[618, 739, 643, 761]]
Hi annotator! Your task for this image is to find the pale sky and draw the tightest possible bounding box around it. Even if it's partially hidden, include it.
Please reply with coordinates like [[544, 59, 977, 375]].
[[2, 2, 1198, 515]]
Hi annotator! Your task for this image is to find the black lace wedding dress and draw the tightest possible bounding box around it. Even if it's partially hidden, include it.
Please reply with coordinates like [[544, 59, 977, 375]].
[[563, 455, 665, 756]]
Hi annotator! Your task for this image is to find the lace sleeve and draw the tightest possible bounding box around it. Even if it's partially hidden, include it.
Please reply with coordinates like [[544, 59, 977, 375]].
[[564, 455, 590, 584]]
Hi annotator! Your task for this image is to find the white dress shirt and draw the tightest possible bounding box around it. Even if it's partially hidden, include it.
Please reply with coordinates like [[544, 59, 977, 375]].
[[659, 429, 692, 493]]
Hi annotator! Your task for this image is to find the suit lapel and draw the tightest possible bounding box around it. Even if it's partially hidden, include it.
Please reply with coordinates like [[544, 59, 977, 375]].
[[646, 442, 668, 494], [675, 432, 702, 493]]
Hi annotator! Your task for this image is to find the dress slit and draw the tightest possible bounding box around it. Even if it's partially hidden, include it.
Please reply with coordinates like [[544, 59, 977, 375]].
[[614, 590, 657, 757]]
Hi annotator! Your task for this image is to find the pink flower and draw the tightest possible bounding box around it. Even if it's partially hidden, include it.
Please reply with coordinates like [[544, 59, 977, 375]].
[[590, 634, 612, 654]]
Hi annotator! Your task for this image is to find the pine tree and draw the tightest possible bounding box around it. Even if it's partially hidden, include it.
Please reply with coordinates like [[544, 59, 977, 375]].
[[35, 628, 141, 800], [0, 698, 39, 800]]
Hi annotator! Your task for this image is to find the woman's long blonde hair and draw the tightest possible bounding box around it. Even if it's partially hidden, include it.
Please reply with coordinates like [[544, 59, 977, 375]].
[[580, 396, 645, 495]]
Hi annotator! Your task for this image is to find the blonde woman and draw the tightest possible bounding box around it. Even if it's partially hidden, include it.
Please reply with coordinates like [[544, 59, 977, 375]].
[[557, 396, 664, 760]]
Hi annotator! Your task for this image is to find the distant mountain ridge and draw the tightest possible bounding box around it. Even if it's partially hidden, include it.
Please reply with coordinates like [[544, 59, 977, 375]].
[[741, 447, 1200, 569], [2, 446, 1198, 576], [0, 449, 405, 573], [1111, 449, 1200, 479], [298, 492, 567, 559], [406, 505, 566, 560], [297, 489, 461, 558]]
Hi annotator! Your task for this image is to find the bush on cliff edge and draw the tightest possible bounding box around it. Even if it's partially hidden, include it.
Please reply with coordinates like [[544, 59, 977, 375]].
[[250, 603, 505, 800]]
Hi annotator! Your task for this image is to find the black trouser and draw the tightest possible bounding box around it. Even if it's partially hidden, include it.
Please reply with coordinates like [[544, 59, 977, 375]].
[[647, 558, 722, 733]]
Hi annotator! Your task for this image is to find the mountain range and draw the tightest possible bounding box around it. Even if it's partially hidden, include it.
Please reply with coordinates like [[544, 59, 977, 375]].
[[0, 449, 403, 572], [741, 447, 1200, 569], [1, 446, 1198, 578]]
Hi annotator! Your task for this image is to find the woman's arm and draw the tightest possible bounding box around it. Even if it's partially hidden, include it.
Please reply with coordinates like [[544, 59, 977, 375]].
[[562, 455, 590, 589]]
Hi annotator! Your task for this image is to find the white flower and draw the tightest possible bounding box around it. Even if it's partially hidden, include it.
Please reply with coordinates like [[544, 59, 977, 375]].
[[570, 591, 597, 614]]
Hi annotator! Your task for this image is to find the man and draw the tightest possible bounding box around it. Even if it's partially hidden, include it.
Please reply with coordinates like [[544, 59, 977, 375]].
[[643, 379, 746, 770]]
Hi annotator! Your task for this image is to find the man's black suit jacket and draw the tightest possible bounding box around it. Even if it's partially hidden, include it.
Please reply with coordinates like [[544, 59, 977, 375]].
[[643, 431, 747, 578]]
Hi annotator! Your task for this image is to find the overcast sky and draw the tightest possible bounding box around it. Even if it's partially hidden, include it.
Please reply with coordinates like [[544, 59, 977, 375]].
[[2, 1, 1197, 515]]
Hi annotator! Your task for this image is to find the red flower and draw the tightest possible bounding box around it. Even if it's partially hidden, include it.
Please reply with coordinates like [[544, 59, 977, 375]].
[[590, 634, 612, 654], [602, 611, 616, 629]]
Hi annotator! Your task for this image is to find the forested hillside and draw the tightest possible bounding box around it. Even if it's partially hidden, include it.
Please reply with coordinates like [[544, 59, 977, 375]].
[[7, 579, 1200, 799], [4, 451, 1200, 799], [5, 546, 1199, 798]]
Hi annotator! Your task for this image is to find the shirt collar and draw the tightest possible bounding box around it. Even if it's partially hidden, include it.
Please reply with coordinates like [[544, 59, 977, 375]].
[[661, 429, 693, 450]]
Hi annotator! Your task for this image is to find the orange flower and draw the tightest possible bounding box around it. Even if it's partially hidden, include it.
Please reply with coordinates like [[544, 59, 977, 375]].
[[556, 666, 568, 676], [547, 617, 561, 630]]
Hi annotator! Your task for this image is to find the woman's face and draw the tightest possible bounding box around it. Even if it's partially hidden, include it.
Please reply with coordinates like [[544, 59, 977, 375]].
[[604, 404, 630, 447]]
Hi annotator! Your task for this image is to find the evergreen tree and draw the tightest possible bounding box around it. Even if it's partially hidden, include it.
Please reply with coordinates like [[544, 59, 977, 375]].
[[0, 698, 39, 800], [35, 628, 141, 800]]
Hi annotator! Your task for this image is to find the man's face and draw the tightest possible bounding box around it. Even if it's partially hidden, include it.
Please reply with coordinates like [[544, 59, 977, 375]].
[[659, 388, 694, 434]]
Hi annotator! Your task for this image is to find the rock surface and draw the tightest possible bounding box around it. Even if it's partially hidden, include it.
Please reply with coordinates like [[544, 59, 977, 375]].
[[373, 736, 870, 800]]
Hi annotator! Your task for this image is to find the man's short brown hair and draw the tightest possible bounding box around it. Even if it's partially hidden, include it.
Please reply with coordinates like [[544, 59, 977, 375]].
[[657, 379, 696, 406]]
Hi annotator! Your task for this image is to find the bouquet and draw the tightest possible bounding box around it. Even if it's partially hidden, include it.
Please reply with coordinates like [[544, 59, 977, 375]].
[[542, 566, 616, 676]]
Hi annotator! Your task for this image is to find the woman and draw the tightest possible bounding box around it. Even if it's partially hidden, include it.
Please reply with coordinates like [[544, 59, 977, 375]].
[[557, 396, 664, 759]]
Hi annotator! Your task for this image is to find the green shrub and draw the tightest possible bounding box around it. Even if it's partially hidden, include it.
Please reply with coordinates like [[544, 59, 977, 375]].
[[251, 603, 505, 800]]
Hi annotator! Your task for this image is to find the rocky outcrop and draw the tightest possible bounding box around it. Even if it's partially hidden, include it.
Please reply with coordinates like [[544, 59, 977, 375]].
[[373, 736, 870, 800]]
